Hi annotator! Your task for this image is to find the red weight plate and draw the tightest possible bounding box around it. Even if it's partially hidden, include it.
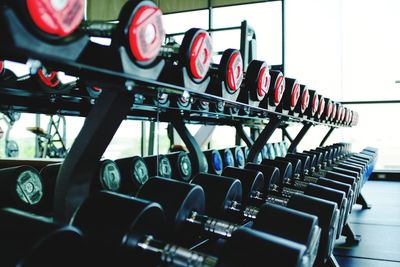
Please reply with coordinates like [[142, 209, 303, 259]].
[[0, 61, 4, 74], [340, 107, 346, 122], [92, 86, 102, 92], [311, 94, 319, 115], [227, 52, 243, 92], [37, 69, 60, 88], [129, 5, 165, 62], [189, 31, 212, 80], [330, 103, 337, 120], [301, 88, 310, 113], [318, 97, 325, 117], [26, 0, 84, 37], [290, 83, 300, 110], [336, 106, 342, 121], [274, 74, 285, 106], [257, 66, 270, 98], [326, 101, 333, 119]]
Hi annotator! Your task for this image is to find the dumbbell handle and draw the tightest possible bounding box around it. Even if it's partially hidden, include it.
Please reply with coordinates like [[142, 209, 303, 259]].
[[79, 21, 117, 37], [138, 235, 218, 267], [187, 211, 241, 238]]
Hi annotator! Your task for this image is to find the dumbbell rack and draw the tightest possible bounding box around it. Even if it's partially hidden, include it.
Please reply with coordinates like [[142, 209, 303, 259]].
[[0, 6, 364, 266]]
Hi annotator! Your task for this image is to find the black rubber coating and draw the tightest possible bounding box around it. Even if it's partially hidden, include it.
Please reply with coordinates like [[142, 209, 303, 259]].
[[261, 159, 293, 185], [136, 177, 205, 236], [191, 173, 242, 217], [221, 167, 264, 206], [245, 163, 280, 192], [253, 202, 318, 247], [0, 207, 87, 267], [115, 156, 150, 194], [71, 191, 165, 266], [219, 227, 306, 267]]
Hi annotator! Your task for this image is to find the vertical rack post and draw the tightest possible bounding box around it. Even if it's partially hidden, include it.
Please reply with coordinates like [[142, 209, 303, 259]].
[[287, 122, 312, 153], [320, 127, 335, 147], [247, 116, 281, 163], [54, 89, 135, 223]]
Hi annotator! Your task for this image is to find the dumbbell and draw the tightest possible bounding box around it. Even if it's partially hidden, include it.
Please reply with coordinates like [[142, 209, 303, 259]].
[[3, 0, 84, 41], [293, 85, 310, 117], [0, 166, 43, 211], [230, 146, 246, 168], [115, 155, 149, 194], [191, 173, 320, 267], [236, 60, 270, 115], [72, 190, 307, 267], [39, 159, 121, 214], [205, 49, 244, 114], [220, 167, 339, 265], [257, 158, 348, 237], [288, 151, 360, 206], [0, 207, 88, 267], [158, 28, 213, 109], [303, 90, 319, 119], [143, 154, 172, 178], [271, 154, 354, 230], [218, 148, 236, 168], [320, 98, 333, 123], [276, 77, 301, 115], [165, 151, 193, 182], [258, 69, 286, 112]]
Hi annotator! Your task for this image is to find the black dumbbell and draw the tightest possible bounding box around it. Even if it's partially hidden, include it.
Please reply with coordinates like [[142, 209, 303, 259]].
[[257, 158, 347, 237], [39, 159, 121, 214], [191, 172, 321, 267], [204, 149, 224, 175], [303, 90, 319, 119], [220, 166, 339, 265], [165, 151, 193, 182], [218, 148, 236, 169], [236, 60, 270, 114], [115, 155, 149, 194], [143, 154, 172, 178], [230, 146, 246, 168], [158, 28, 213, 109], [293, 84, 310, 117], [205, 49, 244, 113], [0, 207, 88, 267], [277, 77, 301, 115], [0, 166, 43, 211], [259, 70, 285, 112], [72, 190, 307, 267]]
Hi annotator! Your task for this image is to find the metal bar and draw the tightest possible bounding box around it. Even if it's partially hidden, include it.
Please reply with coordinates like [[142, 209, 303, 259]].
[[247, 116, 281, 163], [53, 89, 135, 223], [356, 193, 372, 210], [320, 127, 335, 147], [341, 100, 400, 105], [235, 124, 254, 147], [281, 127, 293, 143], [287, 122, 312, 153], [148, 122, 156, 156], [171, 111, 208, 174], [166, 26, 241, 38], [141, 121, 146, 157]]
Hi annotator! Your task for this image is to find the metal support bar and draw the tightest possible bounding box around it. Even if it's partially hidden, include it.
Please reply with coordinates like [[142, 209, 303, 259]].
[[281, 127, 293, 143], [342, 223, 362, 245], [320, 127, 335, 147], [324, 254, 340, 267], [171, 111, 208, 175], [148, 122, 156, 156], [54, 89, 135, 223], [287, 123, 312, 153], [247, 116, 281, 163], [235, 124, 254, 147], [356, 193, 372, 209]]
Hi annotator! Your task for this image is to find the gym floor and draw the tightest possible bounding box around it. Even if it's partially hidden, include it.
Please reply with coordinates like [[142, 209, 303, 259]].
[[334, 180, 400, 266]]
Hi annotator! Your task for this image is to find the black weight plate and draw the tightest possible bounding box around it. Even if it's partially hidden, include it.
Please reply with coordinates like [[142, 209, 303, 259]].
[[245, 163, 280, 192]]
